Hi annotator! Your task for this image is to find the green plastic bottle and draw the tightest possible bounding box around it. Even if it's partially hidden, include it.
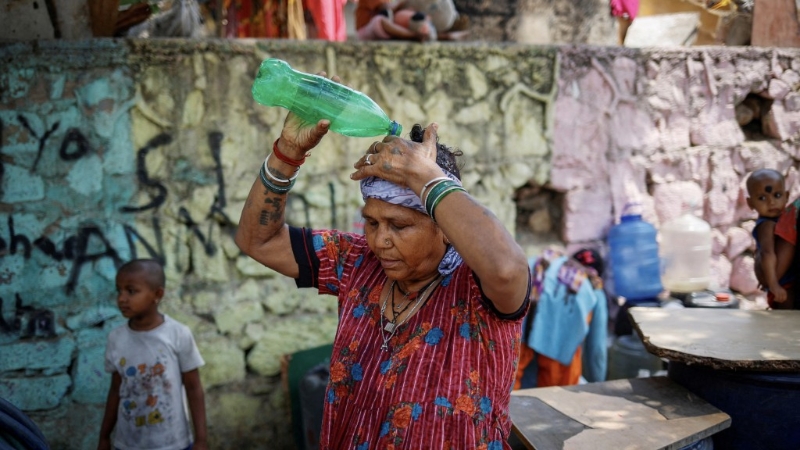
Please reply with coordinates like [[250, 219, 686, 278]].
[[252, 58, 402, 138]]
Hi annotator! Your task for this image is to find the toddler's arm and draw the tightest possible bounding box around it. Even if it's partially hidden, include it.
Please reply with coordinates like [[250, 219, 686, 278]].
[[183, 369, 208, 450], [97, 372, 121, 450], [756, 221, 787, 303]]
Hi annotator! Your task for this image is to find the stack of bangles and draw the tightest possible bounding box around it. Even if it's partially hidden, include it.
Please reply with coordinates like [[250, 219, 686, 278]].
[[259, 139, 304, 194], [420, 177, 467, 222]]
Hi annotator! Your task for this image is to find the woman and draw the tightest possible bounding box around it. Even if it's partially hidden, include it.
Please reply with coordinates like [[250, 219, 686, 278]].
[[235, 74, 531, 449]]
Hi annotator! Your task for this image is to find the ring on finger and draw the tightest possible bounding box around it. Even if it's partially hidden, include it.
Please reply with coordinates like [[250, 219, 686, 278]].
[[365, 154, 373, 165]]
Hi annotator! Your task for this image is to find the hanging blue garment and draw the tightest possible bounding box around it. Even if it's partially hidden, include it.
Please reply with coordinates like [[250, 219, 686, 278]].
[[524, 255, 608, 382]]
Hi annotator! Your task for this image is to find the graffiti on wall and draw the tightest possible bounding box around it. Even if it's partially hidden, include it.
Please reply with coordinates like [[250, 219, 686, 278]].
[[0, 114, 231, 336]]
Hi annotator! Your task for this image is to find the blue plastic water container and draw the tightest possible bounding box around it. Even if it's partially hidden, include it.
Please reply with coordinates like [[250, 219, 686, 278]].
[[608, 214, 663, 302]]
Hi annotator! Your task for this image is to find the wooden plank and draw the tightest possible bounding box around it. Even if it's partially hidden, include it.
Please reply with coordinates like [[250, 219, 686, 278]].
[[628, 308, 800, 371], [510, 377, 730, 450]]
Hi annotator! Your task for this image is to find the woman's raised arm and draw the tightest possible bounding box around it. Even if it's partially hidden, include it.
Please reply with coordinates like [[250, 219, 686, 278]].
[[235, 113, 330, 278]]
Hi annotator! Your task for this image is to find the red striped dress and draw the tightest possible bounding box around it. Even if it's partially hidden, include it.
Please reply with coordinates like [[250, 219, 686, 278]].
[[291, 228, 529, 450]]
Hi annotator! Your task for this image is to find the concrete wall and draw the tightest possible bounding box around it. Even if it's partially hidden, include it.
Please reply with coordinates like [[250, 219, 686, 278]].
[[1, 39, 799, 448]]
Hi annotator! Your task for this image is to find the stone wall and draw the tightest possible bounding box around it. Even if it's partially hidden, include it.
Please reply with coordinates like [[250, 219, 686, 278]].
[[0, 39, 555, 449], [0, 39, 798, 449], [551, 46, 800, 302]]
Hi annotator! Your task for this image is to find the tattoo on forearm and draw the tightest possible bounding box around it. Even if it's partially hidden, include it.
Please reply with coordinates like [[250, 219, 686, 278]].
[[382, 162, 393, 171], [259, 197, 284, 226]]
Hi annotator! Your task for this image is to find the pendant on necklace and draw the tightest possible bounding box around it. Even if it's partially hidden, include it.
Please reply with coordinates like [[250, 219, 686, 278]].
[[384, 322, 395, 333], [381, 342, 389, 351]]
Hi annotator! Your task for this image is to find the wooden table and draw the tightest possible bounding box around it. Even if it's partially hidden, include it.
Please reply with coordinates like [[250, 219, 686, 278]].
[[628, 308, 800, 450], [628, 308, 800, 371], [510, 377, 730, 450]]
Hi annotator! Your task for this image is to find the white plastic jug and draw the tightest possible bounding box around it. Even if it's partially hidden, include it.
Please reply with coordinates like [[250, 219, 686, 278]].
[[659, 211, 712, 293]]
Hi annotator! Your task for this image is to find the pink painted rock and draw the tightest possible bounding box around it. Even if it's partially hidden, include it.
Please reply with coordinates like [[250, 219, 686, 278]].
[[785, 166, 800, 201], [741, 291, 769, 310], [740, 219, 756, 237], [658, 114, 692, 151], [726, 226, 755, 258], [689, 86, 745, 147], [649, 146, 712, 189], [710, 254, 733, 290], [612, 57, 638, 96], [733, 181, 758, 223], [780, 69, 800, 88], [764, 78, 791, 100], [784, 92, 800, 112], [705, 151, 740, 227], [730, 255, 760, 295], [712, 228, 727, 256], [551, 95, 610, 191], [608, 160, 654, 223], [610, 103, 659, 153], [733, 141, 788, 173], [762, 100, 800, 141], [563, 186, 614, 243], [652, 181, 704, 225]]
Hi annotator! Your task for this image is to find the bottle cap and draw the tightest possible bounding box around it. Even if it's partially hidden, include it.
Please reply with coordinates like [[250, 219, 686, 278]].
[[621, 202, 643, 217], [389, 121, 402, 136], [715, 292, 730, 302]]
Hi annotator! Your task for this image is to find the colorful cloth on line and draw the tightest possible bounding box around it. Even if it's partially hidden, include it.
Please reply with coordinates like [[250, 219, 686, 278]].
[[530, 248, 603, 299], [291, 227, 529, 449]]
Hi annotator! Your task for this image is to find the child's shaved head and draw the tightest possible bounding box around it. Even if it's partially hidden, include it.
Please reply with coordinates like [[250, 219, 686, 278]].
[[117, 259, 165, 290], [747, 169, 784, 196]]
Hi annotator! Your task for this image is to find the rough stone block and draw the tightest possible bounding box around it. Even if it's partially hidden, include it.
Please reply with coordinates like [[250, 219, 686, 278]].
[[764, 78, 791, 100], [247, 316, 338, 376], [610, 103, 659, 152], [689, 87, 745, 147], [551, 95, 610, 191], [214, 301, 265, 335], [0, 336, 76, 373], [657, 110, 692, 151], [608, 159, 653, 224], [236, 255, 280, 277], [651, 181, 704, 226], [705, 152, 740, 227], [726, 226, 755, 259], [70, 329, 110, 404], [65, 306, 120, 330], [785, 93, 800, 112], [2, 164, 45, 203], [763, 100, 800, 141], [197, 336, 246, 389], [712, 228, 727, 256], [562, 187, 613, 243], [0, 375, 71, 411], [710, 254, 733, 290], [730, 256, 760, 295]]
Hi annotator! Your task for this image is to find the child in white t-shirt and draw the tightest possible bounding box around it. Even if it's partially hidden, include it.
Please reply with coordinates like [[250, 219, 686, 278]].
[[98, 259, 207, 450]]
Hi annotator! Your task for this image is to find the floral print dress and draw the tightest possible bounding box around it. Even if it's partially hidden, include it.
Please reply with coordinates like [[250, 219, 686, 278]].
[[290, 227, 529, 450]]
